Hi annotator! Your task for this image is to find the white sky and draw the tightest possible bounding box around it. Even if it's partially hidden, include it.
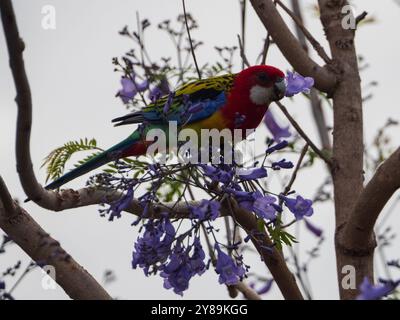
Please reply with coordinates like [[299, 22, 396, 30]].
[[0, 0, 399, 300]]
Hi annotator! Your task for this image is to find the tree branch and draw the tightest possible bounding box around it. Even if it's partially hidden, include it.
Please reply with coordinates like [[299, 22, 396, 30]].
[[233, 281, 262, 300], [342, 148, 400, 250], [318, 0, 365, 300], [249, 0, 337, 93], [0, 0, 57, 208], [276, 102, 333, 167], [275, 0, 332, 65], [0, 176, 111, 300], [229, 200, 304, 300], [0, 176, 16, 216], [290, 0, 332, 152]]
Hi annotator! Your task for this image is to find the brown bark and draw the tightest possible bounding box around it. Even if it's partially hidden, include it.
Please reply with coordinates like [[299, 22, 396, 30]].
[[317, 0, 366, 299], [0, 177, 111, 300], [250, 0, 337, 93]]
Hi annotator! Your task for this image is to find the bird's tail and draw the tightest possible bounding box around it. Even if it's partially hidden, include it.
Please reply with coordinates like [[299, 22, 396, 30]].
[[45, 133, 141, 190]]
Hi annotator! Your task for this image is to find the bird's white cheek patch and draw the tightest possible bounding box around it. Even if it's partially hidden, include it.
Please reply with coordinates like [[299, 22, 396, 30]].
[[250, 85, 270, 105]]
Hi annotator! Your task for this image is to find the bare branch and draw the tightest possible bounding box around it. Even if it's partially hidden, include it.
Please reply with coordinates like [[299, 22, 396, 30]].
[[276, 102, 333, 167], [232, 281, 262, 300], [283, 143, 309, 196], [237, 34, 251, 68], [343, 148, 400, 250], [0, 0, 57, 208], [290, 0, 331, 151], [249, 0, 337, 93], [356, 11, 368, 26], [182, 0, 202, 79], [0, 176, 111, 300], [275, 0, 332, 64]]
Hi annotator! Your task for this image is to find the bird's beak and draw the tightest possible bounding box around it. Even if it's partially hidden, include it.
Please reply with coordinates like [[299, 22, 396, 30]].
[[272, 78, 286, 101]]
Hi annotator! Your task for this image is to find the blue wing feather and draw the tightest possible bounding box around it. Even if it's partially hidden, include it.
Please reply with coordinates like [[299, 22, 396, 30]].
[[141, 91, 226, 125]]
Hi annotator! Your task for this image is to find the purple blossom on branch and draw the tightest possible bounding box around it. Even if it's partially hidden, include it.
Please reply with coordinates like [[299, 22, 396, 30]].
[[252, 195, 278, 221], [357, 277, 400, 300], [272, 159, 294, 170], [200, 164, 233, 184], [118, 74, 149, 103], [238, 167, 268, 181], [148, 78, 170, 102], [132, 218, 175, 275], [215, 245, 246, 285], [250, 278, 274, 295], [265, 140, 289, 154], [263, 110, 291, 142], [285, 71, 314, 97], [107, 187, 134, 221], [282, 195, 314, 220], [304, 219, 323, 238], [190, 199, 220, 221], [161, 243, 192, 295]]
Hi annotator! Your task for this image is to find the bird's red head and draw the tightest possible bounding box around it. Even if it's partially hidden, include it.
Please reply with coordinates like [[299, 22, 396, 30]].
[[222, 65, 286, 131], [235, 65, 286, 105]]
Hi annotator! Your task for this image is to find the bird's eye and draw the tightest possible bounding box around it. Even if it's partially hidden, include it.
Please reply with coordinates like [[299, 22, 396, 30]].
[[257, 72, 270, 84]]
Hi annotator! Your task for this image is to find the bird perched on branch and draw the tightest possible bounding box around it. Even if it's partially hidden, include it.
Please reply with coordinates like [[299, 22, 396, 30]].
[[45, 65, 286, 190]]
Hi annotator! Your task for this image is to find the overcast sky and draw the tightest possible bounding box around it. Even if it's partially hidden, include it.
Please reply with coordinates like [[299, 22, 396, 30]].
[[1, 0, 399, 300]]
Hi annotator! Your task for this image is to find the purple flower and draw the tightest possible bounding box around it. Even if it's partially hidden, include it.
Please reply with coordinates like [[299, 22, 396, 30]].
[[118, 75, 149, 103], [285, 71, 314, 97], [357, 277, 400, 300], [252, 195, 277, 221], [148, 78, 170, 102], [238, 167, 268, 181], [189, 238, 206, 276], [304, 219, 323, 237], [190, 199, 220, 221], [215, 245, 245, 285], [250, 279, 274, 295], [266, 140, 289, 154], [264, 110, 291, 142], [228, 189, 262, 211], [272, 159, 294, 170], [200, 165, 233, 184], [282, 195, 314, 220], [132, 218, 175, 275], [160, 242, 194, 296], [107, 188, 133, 221]]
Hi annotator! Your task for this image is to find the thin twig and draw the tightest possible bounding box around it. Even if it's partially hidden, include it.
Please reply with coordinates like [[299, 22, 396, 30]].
[[237, 34, 251, 68], [261, 33, 271, 65], [275, 0, 331, 64], [290, 0, 331, 151], [240, 0, 247, 70], [283, 144, 309, 196], [275, 102, 333, 167], [182, 0, 202, 79], [356, 11, 368, 26]]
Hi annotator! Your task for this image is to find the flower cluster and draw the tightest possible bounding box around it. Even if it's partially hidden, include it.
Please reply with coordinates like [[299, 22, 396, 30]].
[[93, 136, 315, 295]]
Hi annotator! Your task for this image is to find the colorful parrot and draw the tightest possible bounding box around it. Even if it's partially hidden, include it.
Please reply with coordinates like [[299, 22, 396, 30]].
[[45, 65, 286, 190]]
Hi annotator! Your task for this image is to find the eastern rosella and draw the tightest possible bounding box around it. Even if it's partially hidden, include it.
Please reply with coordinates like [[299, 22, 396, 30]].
[[45, 65, 286, 190]]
